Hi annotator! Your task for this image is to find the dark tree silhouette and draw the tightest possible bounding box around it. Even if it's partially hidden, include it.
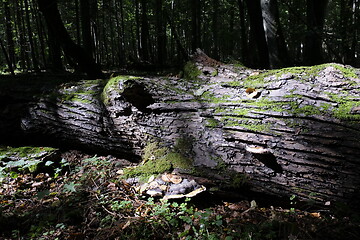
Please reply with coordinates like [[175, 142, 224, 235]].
[[37, 0, 104, 78], [245, 0, 269, 68], [304, 0, 329, 65]]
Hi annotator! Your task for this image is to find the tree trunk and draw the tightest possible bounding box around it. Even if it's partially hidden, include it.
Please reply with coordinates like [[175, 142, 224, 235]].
[[211, 0, 220, 60], [139, 0, 151, 62], [156, 0, 167, 65], [15, 0, 30, 71], [37, 0, 104, 79], [191, 0, 202, 52], [24, 0, 39, 71], [80, 0, 94, 58], [304, 0, 329, 65], [245, 0, 269, 68], [260, 0, 289, 69], [3, 0, 16, 73], [1, 51, 360, 207], [237, 0, 248, 65], [0, 38, 14, 75]]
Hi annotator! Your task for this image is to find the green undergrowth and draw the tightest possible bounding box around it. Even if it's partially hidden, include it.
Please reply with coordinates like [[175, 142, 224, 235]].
[[1, 150, 358, 239], [0, 146, 58, 178], [0, 146, 56, 159]]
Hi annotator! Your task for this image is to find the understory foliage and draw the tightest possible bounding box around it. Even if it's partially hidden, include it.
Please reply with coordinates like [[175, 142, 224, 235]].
[[0, 150, 359, 239]]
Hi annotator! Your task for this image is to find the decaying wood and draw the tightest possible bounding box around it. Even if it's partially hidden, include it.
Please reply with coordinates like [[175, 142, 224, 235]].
[[1, 50, 360, 206]]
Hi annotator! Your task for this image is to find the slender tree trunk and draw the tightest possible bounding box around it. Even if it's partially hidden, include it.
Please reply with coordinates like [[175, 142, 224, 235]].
[[165, 11, 189, 61], [156, 0, 167, 65], [228, 5, 235, 57], [237, 0, 248, 64], [304, 0, 329, 65], [354, 0, 360, 66], [212, 0, 220, 60], [3, 0, 16, 72], [339, 0, 356, 64], [80, 0, 94, 58], [245, 0, 269, 68], [191, 0, 202, 52], [47, 25, 63, 72], [32, 0, 47, 68], [110, 1, 116, 66], [139, 0, 150, 62], [15, 0, 29, 71], [24, 0, 39, 71], [135, 0, 141, 60], [37, 0, 104, 78], [260, 0, 290, 69], [120, 0, 126, 64], [0, 38, 14, 75], [75, 0, 81, 45], [115, 0, 125, 65]]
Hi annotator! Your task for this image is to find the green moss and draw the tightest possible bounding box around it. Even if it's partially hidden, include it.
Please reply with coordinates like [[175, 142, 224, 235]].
[[55, 79, 105, 104], [244, 98, 287, 113], [333, 99, 360, 120], [59, 90, 96, 104], [222, 116, 271, 133], [211, 69, 218, 77], [123, 141, 194, 179], [296, 105, 322, 116], [200, 91, 229, 104], [206, 118, 220, 128], [227, 63, 358, 88], [330, 64, 359, 81], [183, 61, 202, 81]]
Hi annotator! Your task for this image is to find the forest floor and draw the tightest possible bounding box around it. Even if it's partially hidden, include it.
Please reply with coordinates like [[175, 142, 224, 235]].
[[1, 149, 360, 240]]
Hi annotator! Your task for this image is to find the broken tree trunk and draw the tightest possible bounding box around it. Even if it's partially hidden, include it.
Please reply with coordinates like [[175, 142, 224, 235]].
[[1, 50, 360, 206]]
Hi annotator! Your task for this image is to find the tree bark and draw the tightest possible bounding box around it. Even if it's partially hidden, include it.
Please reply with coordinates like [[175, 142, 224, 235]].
[[1, 52, 360, 207]]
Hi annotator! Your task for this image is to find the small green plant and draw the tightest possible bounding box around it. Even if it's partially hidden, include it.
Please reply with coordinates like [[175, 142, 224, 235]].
[[289, 194, 297, 213], [63, 181, 80, 193], [111, 200, 133, 211]]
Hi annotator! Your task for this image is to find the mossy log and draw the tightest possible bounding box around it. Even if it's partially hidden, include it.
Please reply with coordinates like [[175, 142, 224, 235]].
[[1, 51, 360, 206]]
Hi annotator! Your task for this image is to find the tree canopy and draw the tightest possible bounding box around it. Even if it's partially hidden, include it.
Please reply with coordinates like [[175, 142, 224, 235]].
[[0, 0, 359, 75]]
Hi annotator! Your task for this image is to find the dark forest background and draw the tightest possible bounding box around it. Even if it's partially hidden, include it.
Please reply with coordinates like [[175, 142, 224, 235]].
[[0, 0, 359, 77]]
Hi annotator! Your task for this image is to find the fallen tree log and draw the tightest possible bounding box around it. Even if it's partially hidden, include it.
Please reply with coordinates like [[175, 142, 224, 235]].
[[1, 50, 360, 206]]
